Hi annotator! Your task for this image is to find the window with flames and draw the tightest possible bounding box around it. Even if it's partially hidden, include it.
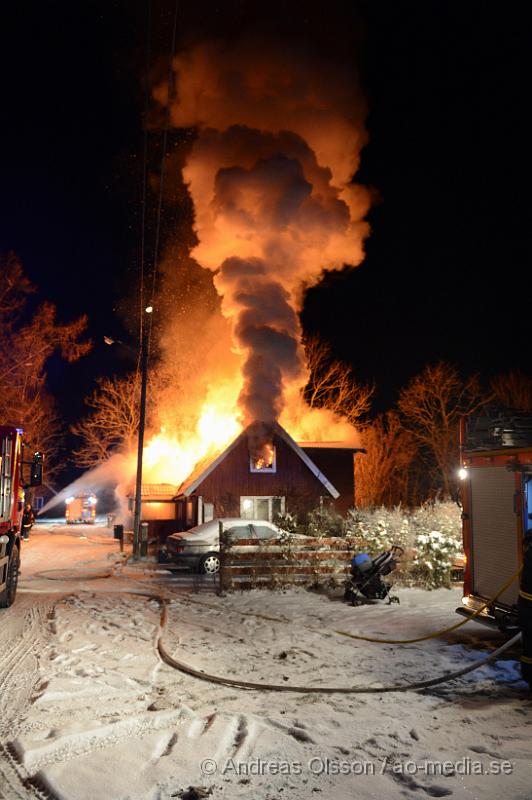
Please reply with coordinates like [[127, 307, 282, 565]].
[[249, 444, 276, 473]]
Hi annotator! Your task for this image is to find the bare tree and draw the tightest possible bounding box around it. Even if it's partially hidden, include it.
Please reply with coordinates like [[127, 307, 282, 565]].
[[71, 374, 141, 468], [397, 361, 487, 498], [304, 336, 374, 424], [0, 252, 34, 325], [0, 255, 91, 473], [354, 411, 418, 508], [490, 370, 532, 411]]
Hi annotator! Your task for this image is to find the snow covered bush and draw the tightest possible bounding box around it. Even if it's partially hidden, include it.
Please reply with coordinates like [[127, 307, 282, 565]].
[[410, 501, 463, 589], [305, 505, 346, 537], [345, 501, 463, 589], [273, 511, 298, 534], [345, 506, 414, 554]]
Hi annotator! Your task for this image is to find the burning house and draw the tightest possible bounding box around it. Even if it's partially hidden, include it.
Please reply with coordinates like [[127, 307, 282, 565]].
[[42, 37, 372, 548], [129, 483, 180, 543], [96, 37, 371, 534], [135, 422, 363, 542]]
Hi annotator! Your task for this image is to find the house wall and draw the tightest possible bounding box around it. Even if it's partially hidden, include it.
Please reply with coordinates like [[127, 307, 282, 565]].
[[26, 486, 55, 512], [139, 499, 179, 546], [301, 448, 356, 515], [194, 432, 335, 519], [140, 500, 178, 521]]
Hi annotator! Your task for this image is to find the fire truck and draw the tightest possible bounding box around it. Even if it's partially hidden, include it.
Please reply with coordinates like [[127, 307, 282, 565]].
[[65, 493, 97, 524], [457, 408, 532, 630], [0, 425, 44, 607]]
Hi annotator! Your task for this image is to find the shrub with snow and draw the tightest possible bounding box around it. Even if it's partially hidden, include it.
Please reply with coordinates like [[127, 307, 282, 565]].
[[410, 502, 463, 589], [305, 505, 346, 538], [273, 511, 298, 534], [345, 501, 463, 589], [345, 505, 414, 553]]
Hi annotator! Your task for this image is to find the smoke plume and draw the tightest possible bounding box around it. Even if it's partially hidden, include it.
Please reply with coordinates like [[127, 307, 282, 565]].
[[39, 453, 136, 521], [154, 36, 370, 429]]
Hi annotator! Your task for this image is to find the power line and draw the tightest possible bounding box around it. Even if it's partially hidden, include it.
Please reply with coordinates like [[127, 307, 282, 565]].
[[138, 0, 152, 366], [147, 0, 180, 356]]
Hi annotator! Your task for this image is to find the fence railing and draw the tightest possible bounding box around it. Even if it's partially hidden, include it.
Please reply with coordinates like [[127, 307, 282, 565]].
[[219, 535, 355, 591], [218, 529, 464, 592]]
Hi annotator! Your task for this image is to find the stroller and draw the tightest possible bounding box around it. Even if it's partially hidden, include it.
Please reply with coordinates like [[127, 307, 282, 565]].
[[344, 545, 404, 605]]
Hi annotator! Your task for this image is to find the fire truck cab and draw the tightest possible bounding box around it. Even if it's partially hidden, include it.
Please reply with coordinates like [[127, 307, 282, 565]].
[[457, 409, 532, 631], [0, 425, 44, 607]]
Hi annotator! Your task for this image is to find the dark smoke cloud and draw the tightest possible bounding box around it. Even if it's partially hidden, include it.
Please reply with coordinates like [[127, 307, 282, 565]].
[[155, 35, 370, 428]]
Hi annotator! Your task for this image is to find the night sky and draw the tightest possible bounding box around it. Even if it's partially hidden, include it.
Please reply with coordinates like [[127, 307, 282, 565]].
[[1, 0, 530, 427]]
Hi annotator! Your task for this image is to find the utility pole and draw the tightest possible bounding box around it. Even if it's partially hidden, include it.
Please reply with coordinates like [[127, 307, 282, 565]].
[[132, 306, 152, 560], [105, 305, 152, 561]]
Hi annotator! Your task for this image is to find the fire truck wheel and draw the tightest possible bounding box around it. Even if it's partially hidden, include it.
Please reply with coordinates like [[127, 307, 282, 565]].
[[0, 545, 20, 608], [198, 552, 221, 575]]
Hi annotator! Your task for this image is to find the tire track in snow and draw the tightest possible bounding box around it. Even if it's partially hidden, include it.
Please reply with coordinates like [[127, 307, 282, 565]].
[[0, 743, 62, 800], [0, 598, 58, 800], [0, 602, 55, 734]]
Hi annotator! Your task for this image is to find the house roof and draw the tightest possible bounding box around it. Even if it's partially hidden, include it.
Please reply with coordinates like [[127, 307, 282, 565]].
[[299, 441, 366, 451], [139, 483, 178, 500], [176, 422, 341, 499]]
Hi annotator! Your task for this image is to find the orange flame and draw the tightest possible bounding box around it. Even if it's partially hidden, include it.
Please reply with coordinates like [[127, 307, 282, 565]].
[[139, 371, 359, 490], [253, 442, 275, 470], [142, 38, 367, 488], [142, 405, 242, 488]]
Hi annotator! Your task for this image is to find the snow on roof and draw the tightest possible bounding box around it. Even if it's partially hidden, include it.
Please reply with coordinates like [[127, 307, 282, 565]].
[[176, 422, 340, 499]]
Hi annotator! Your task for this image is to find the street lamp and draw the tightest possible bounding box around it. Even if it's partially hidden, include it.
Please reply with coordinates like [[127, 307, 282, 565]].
[[104, 304, 153, 560]]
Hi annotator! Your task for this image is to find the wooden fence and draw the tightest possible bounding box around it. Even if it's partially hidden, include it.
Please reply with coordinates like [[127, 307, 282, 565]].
[[218, 534, 464, 592], [219, 536, 355, 591]]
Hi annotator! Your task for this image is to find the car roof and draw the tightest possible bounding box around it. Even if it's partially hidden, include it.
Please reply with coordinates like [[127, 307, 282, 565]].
[[167, 517, 294, 542], [189, 518, 277, 532]]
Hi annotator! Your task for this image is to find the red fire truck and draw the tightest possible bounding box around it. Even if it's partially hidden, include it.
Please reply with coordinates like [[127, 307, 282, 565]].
[[65, 493, 97, 524], [457, 409, 532, 630], [0, 425, 44, 607]]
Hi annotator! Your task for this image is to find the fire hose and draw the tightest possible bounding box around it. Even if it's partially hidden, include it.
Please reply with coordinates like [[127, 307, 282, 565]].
[[124, 558, 529, 692], [332, 565, 523, 645], [155, 597, 523, 694], [518, 537, 532, 684], [28, 551, 529, 692], [23, 576, 524, 694]]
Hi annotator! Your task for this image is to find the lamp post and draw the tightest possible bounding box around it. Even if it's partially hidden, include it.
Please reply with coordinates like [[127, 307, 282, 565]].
[[104, 305, 153, 560]]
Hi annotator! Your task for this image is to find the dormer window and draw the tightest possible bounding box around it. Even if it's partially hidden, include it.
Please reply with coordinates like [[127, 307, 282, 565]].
[[249, 444, 276, 473]]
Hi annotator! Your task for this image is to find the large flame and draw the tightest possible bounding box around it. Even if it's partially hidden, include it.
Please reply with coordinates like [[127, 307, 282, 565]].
[[41, 35, 368, 520], [140, 35, 368, 487], [140, 376, 359, 488], [142, 379, 243, 486]]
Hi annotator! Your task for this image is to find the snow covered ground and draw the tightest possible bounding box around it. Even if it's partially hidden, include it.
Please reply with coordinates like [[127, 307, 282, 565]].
[[0, 522, 530, 800]]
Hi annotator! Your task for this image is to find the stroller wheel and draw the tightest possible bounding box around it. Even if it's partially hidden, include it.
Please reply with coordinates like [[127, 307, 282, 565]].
[[387, 595, 400, 605], [344, 588, 362, 606], [344, 586, 356, 604]]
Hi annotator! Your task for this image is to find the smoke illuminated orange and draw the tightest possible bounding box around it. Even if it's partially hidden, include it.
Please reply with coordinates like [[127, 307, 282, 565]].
[[141, 36, 368, 489], [140, 375, 359, 489]]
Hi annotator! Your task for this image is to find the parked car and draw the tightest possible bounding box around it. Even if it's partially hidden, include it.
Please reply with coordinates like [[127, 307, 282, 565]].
[[164, 518, 291, 575]]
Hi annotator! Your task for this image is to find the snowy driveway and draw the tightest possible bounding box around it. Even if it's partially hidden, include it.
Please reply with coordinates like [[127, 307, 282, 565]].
[[0, 523, 530, 800]]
